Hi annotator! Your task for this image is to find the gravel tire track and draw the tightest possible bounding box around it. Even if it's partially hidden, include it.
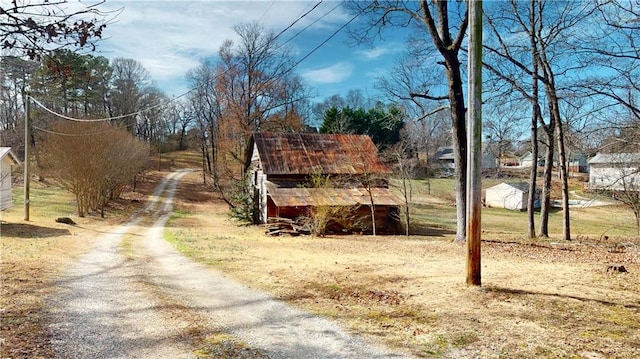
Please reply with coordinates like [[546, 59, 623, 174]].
[[49, 171, 195, 359], [49, 171, 410, 359]]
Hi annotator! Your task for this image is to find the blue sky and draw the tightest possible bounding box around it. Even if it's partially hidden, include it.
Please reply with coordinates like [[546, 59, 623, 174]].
[[94, 0, 411, 103]]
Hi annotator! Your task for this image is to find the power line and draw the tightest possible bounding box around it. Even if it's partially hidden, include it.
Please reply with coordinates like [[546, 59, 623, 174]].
[[256, 0, 276, 23], [32, 124, 134, 137], [271, 1, 323, 43], [279, 3, 368, 80], [275, 1, 342, 52], [27, 1, 360, 125], [27, 88, 194, 123]]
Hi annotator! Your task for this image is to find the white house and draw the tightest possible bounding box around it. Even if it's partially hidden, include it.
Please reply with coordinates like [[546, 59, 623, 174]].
[[485, 182, 537, 211], [519, 152, 534, 167], [1, 147, 20, 211], [588, 153, 640, 191]]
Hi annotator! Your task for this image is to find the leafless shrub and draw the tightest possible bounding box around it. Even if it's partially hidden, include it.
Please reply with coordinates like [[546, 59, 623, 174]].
[[40, 121, 149, 217], [303, 205, 364, 237]]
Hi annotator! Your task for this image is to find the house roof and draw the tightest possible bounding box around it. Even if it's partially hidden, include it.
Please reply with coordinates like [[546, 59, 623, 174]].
[[435, 147, 454, 161], [252, 132, 392, 176], [0, 147, 20, 165], [267, 186, 403, 207], [589, 152, 640, 164], [520, 151, 533, 160], [487, 182, 531, 193]]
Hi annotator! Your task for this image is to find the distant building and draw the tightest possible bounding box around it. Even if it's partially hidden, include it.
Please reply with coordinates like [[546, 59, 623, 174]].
[[485, 182, 539, 211], [435, 145, 499, 176], [519, 152, 534, 168], [434, 146, 455, 177], [588, 153, 640, 191], [499, 153, 519, 167], [482, 149, 499, 171], [567, 153, 588, 173], [1, 147, 20, 211]]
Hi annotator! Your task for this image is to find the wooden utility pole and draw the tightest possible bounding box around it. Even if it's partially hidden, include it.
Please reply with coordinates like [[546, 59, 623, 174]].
[[24, 94, 30, 221], [466, 0, 482, 286]]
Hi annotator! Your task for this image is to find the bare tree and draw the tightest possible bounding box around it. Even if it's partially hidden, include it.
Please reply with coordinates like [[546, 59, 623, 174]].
[[0, 56, 36, 151], [349, 0, 469, 242], [386, 137, 417, 236], [187, 60, 222, 186], [108, 57, 151, 131], [484, 0, 598, 240], [614, 156, 640, 235], [165, 99, 193, 151], [198, 21, 311, 212], [484, 100, 526, 177], [582, 0, 640, 122]]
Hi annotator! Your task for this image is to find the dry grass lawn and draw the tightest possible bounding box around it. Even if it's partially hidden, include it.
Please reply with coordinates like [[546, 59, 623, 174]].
[[167, 169, 640, 358]]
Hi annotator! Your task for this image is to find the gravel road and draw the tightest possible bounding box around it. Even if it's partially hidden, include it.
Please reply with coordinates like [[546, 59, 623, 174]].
[[49, 171, 409, 359]]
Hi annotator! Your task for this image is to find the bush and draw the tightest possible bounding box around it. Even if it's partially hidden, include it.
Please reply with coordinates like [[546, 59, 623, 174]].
[[40, 121, 149, 217]]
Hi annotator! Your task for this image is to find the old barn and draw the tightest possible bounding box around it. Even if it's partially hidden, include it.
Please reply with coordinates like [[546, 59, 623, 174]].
[[248, 132, 402, 233]]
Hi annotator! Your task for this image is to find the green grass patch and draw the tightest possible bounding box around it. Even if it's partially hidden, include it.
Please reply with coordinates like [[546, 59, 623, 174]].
[[9, 183, 77, 219], [404, 178, 637, 239]]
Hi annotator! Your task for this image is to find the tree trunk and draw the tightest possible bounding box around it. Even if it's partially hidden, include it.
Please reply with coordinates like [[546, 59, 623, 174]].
[[444, 54, 468, 243], [201, 141, 207, 185], [528, 120, 539, 239], [538, 125, 554, 237], [208, 122, 218, 188], [549, 90, 571, 241], [367, 182, 377, 236], [527, 0, 539, 239], [403, 178, 410, 237]]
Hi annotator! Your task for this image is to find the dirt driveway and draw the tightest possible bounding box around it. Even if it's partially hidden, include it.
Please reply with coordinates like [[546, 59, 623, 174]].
[[47, 171, 408, 359]]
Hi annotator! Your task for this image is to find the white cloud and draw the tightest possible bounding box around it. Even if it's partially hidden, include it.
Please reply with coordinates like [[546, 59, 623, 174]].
[[355, 44, 400, 61], [301, 62, 354, 84], [93, 1, 350, 95]]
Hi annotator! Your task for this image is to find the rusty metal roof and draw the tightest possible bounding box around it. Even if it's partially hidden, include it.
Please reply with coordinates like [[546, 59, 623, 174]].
[[253, 132, 392, 176], [267, 186, 403, 207]]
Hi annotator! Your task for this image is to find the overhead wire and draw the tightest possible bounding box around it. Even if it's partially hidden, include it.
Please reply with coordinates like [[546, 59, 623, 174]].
[[277, 2, 369, 80], [32, 124, 135, 137], [256, 0, 276, 23], [29, 1, 361, 132], [28, 88, 194, 123], [271, 1, 323, 43], [275, 1, 342, 52]]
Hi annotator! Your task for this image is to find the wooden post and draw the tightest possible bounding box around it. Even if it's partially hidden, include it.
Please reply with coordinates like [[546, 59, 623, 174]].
[[466, 0, 483, 286], [24, 94, 30, 221]]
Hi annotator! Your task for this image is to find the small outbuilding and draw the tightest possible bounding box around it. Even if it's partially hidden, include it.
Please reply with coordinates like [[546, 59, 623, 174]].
[[485, 182, 537, 211], [1, 147, 20, 211], [248, 132, 402, 233]]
